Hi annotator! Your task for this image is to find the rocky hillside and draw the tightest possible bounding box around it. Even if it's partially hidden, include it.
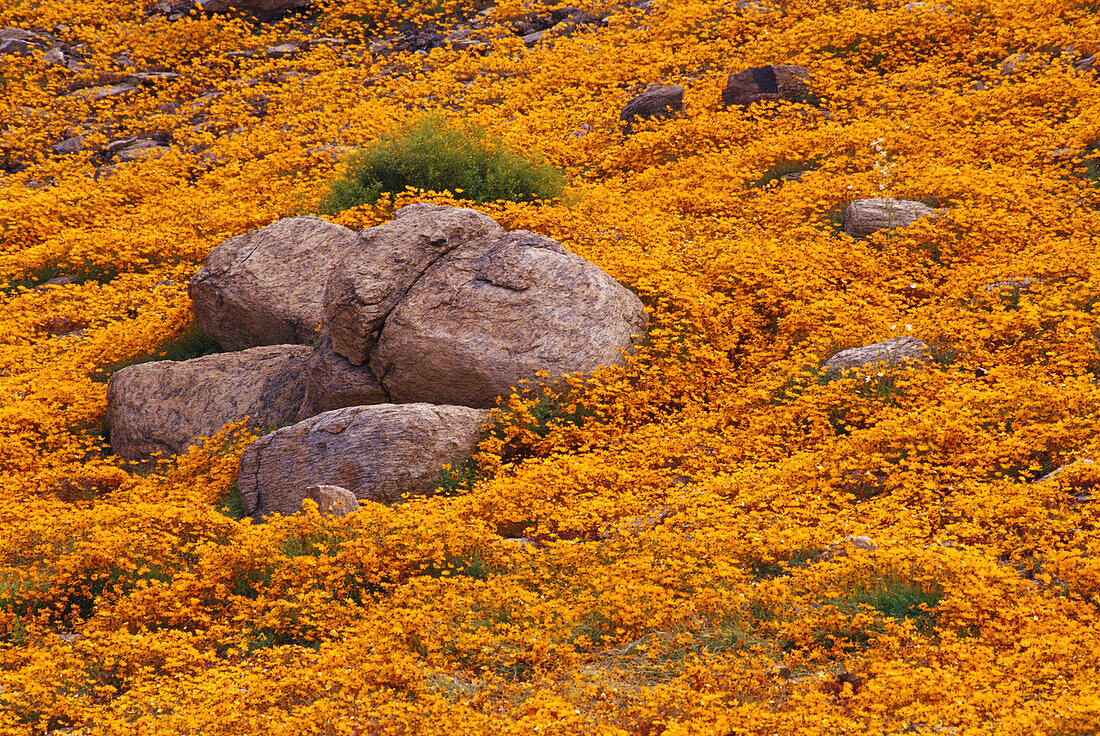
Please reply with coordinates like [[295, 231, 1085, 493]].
[[2, 0, 1100, 733]]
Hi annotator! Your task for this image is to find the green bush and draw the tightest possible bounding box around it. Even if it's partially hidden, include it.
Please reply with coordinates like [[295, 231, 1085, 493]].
[[318, 116, 565, 214]]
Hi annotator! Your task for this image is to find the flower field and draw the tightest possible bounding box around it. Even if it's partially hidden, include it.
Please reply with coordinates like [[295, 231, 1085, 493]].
[[2, 0, 1100, 732]]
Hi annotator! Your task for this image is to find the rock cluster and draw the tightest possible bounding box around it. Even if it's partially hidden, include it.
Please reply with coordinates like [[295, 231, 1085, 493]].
[[107, 204, 647, 518], [619, 64, 816, 133]]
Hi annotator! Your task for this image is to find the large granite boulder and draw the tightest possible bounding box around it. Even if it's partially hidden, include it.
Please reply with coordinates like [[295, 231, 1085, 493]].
[[823, 336, 930, 373], [721, 65, 811, 107], [325, 203, 504, 366], [189, 216, 357, 351], [238, 403, 488, 518], [371, 229, 649, 408], [843, 198, 936, 238], [107, 345, 312, 459], [297, 334, 388, 420]]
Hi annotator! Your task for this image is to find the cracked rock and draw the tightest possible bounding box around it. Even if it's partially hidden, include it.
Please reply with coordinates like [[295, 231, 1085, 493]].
[[107, 345, 312, 460], [189, 216, 359, 350], [237, 403, 488, 518]]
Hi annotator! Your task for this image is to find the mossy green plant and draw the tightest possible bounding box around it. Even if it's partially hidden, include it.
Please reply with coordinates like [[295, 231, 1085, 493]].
[[318, 116, 565, 214]]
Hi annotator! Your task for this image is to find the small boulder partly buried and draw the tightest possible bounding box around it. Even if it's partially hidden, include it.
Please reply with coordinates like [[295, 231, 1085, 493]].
[[189, 216, 358, 350], [620, 85, 684, 128], [372, 229, 648, 408], [107, 345, 312, 460], [721, 65, 811, 107], [843, 198, 936, 238], [197, 0, 313, 18], [823, 336, 930, 373], [303, 485, 360, 517], [237, 403, 488, 519]]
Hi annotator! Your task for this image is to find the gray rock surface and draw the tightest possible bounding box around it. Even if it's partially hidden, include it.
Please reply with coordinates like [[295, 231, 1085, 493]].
[[823, 336, 930, 373], [721, 64, 811, 107], [189, 216, 357, 350], [843, 198, 936, 238], [107, 345, 312, 460], [620, 85, 684, 128], [325, 203, 503, 366], [198, 0, 313, 16], [372, 229, 648, 408], [297, 334, 388, 420], [303, 485, 360, 516], [238, 403, 488, 518]]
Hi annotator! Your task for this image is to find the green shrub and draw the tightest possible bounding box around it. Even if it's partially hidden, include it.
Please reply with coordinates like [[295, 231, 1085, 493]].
[[318, 116, 565, 214]]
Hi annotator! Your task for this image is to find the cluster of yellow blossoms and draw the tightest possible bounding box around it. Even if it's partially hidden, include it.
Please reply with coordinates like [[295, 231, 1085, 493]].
[[1, 0, 1099, 732]]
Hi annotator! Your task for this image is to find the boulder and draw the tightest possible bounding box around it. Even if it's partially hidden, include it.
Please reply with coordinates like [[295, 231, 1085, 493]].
[[843, 198, 937, 238], [324, 203, 504, 366], [107, 345, 312, 460], [620, 85, 684, 129], [297, 334, 388, 420], [51, 135, 84, 155], [823, 336, 930, 373], [372, 229, 648, 408], [237, 403, 488, 518], [189, 216, 358, 350], [721, 64, 811, 107], [198, 0, 313, 17], [303, 485, 360, 517]]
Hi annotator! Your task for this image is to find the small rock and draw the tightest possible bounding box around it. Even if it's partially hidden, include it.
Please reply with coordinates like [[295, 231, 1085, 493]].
[[620, 84, 684, 129], [303, 485, 359, 516], [265, 43, 298, 58], [823, 336, 931, 372], [1035, 459, 1095, 484], [51, 135, 84, 155], [90, 83, 138, 100], [41, 47, 66, 65], [721, 64, 811, 107], [769, 665, 792, 679], [842, 198, 937, 238]]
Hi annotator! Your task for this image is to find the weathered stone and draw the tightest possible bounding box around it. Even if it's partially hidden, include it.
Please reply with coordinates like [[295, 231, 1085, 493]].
[[52, 135, 84, 155], [1035, 459, 1095, 484], [721, 64, 811, 107], [303, 485, 360, 516], [238, 403, 488, 518], [324, 203, 504, 366], [107, 345, 312, 460], [190, 216, 358, 350], [823, 336, 930, 373], [620, 85, 684, 128], [842, 198, 936, 238], [297, 334, 389, 420], [198, 0, 313, 17], [372, 229, 648, 408]]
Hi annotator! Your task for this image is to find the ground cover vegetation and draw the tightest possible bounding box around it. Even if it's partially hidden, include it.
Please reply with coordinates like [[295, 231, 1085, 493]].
[[1, 0, 1100, 732]]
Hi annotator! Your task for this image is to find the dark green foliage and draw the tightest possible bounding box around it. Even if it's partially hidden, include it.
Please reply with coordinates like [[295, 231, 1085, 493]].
[[217, 482, 246, 520], [752, 159, 820, 189], [3, 263, 119, 295], [92, 321, 221, 383], [437, 457, 480, 497], [746, 549, 820, 579], [830, 577, 943, 632], [318, 116, 565, 214]]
